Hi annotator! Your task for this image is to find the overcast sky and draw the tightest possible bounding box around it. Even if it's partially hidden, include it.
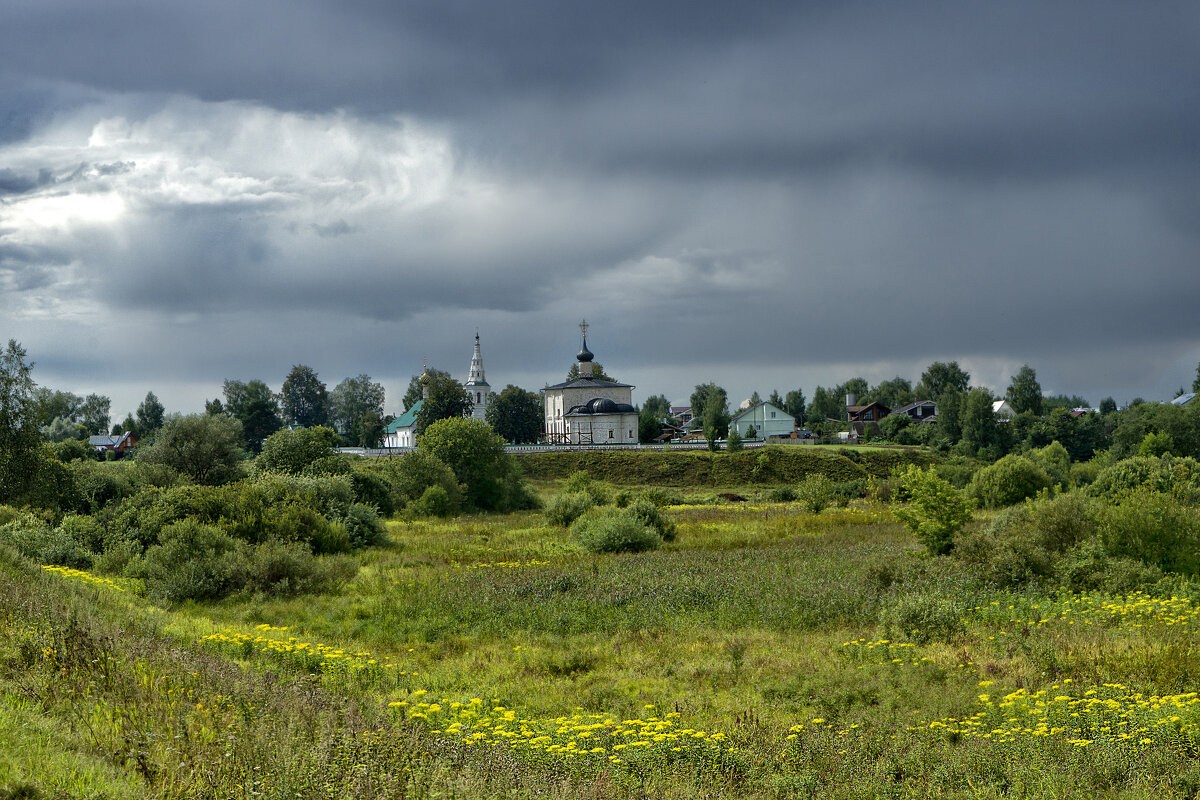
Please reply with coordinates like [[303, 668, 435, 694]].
[[3, 1, 1199, 420]]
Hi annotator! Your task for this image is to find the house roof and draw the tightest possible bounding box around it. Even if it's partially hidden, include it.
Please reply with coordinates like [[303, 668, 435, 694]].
[[892, 400, 936, 415], [730, 401, 793, 424], [543, 376, 634, 391], [88, 432, 135, 448], [1172, 392, 1197, 406], [386, 400, 423, 433]]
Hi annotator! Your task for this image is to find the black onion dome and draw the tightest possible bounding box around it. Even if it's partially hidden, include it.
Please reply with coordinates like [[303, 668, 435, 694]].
[[577, 336, 594, 363], [589, 398, 618, 413]]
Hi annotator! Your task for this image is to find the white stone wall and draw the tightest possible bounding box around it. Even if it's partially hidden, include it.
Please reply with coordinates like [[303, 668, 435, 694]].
[[544, 383, 633, 438], [567, 412, 639, 444]]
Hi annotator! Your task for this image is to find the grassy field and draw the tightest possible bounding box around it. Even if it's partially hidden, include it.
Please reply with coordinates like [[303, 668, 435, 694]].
[[5, 480, 1200, 798]]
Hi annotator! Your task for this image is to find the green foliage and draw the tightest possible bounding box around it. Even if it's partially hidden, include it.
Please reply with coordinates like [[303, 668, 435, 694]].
[[0, 340, 42, 505], [339, 502, 387, 549], [544, 492, 596, 527], [1028, 440, 1071, 488], [223, 378, 282, 452], [726, 428, 744, 452], [414, 373, 473, 437], [570, 507, 661, 553], [960, 387, 1001, 456], [419, 417, 532, 511], [379, 450, 463, 513], [330, 373, 385, 447], [486, 385, 542, 445], [918, 361, 970, 400], [768, 485, 797, 502], [967, 454, 1053, 509], [626, 498, 677, 542], [795, 473, 833, 514], [1087, 454, 1200, 503], [280, 365, 331, 429], [878, 593, 964, 644], [1, 511, 93, 568], [137, 413, 246, 485], [1096, 489, 1200, 575], [1139, 431, 1175, 458], [409, 484, 454, 517], [1006, 364, 1043, 416], [690, 383, 730, 438], [256, 426, 340, 474], [638, 487, 683, 507], [47, 437, 94, 463], [894, 465, 974, 555], [563, 471, 611, 506]]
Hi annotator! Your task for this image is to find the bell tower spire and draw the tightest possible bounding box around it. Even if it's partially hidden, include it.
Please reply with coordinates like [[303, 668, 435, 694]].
[[463, 329, 491, 420]]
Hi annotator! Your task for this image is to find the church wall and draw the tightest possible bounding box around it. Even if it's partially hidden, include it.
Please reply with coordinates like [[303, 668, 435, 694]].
[[567, 413, 639, 444]]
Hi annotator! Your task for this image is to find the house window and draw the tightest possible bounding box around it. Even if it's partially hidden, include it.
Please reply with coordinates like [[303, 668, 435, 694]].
[[770, 411, 776, 418], [865, 412, 873, 420], [608, 430, 614, 439]]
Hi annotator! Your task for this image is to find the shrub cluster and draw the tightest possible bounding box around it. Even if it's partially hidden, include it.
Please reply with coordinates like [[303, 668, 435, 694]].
[[570, 507, 662, 553], [967, 454, 1053, 509]]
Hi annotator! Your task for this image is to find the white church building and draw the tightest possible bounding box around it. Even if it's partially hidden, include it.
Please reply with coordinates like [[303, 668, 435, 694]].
[[542, 321, 639, 444]]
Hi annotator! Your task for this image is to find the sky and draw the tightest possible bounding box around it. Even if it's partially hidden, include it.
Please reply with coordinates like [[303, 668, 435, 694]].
[[3, 1, 1199, 421]]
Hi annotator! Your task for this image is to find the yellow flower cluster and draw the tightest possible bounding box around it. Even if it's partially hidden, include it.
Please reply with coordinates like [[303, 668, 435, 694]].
[[918, 681, 1200, 748], [41, 565, 129, 593], [454, 559, 551, 570], [390, 697, 732, 769], [971, 592, 1199, 632], [199, 627, 408, 679], [840, 638, 931, 667]]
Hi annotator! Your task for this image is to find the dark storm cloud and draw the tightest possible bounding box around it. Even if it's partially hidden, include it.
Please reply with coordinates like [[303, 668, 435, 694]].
[[3, 0, 1200, 413]]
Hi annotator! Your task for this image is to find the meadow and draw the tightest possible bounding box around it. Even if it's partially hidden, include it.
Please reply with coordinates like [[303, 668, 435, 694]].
[[5, 463, 1200, 798]]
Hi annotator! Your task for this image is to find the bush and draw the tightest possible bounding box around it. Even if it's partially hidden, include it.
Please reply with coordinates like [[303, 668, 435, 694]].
[[879, 593, 965, 644], [257, 426, 340, 474], [795, 473, 834, 514], [967, 455, 1053, 509], [338, 502, 386, 549], [545, 492, 596, 527], [1139, 431, 1175, 458], [1029, 440, 1072, 489], [127, 519, 248, 603], [243, 539, 357, 596], [409, 484, 454, 517], [726, 429, 744, 452], [419, 417, 531, 511], [0, 512, 93, 568], [563, 471, 611, 506], [625, 499, 677, 543], [570, 508, 661, 553], [136, 413, 246, 485], [894, 465, 974, 556], [382, 450, 462, 513], [1096, 489, 1200, 575], [768, 486, 797, 502], [638, 487, 683, 507]]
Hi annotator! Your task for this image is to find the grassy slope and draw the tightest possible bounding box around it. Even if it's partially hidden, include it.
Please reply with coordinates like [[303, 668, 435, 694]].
[[5, 485, 1200, 798]]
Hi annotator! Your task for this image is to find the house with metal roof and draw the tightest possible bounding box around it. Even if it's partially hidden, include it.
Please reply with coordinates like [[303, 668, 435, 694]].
[[728, 401, 794, 439], [382, 400, 423, 448]]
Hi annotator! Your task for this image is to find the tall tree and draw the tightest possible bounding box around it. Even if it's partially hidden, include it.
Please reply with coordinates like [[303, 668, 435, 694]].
[[402, 367, 453, 411], [414, 372, 473, 436], [809, 386, 843, 423], [870, 377, 914, 410], [486, 385, 542, 444], [689, 383, 730, 436], [783, 388, 807, 425], [136, 391, 166, 436], [223, 379, 282, 452], [138, 413, 245, 485], [918, 361, 970, 400], [0, 340, 42, 503], [566, 362, 615, 382], [204, 398, 225, 416], [1193, 362, 1200, 394], [331, 374, 386, 447], [937, 387, 965, 444], [637, 394, 674, 443], [32, 388, 82, 428], [961, 387, 1000, 454], [280, 365, 331, 428], [1006, 365, 1043, 416], [77, 393, 111, 435], [838, 377, 869, 403]]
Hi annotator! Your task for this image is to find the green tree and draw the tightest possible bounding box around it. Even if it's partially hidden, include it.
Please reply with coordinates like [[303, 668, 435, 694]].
[[402, 367, 453, 411], [839, 377, 869, 403], [331, 374, 385, 447], [136, 413, 245, 485], [0, 340, 43, 504], [486, 385, 542, 444], [1005, 365, 1043, 416], [256, 426, 340, 474], [280, 365, 331, 428], [809, 386, 843, 423], [205, 398, 225, 416], [768, 390, 784, 410], [869, 377, 914, 410], [32, 388, 82, 427], [78, 393, 111, 435], [783, 388, 807, 425], [637, 394, 673, 443], [917, 361, 970, 400], [136, 391, 166, 437], [418, 417, 526, 511], [937, 387, 965, 444], [223, 379, 281, 452], [961, 387, 1000, 454], [1194, 362, 1200, 394], [1099, 397, 1118, 415], [414, 373, 472, 437], [690, 383, 730, 438], [566, 362, 615, 382], [894, 465, 974, 555]]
